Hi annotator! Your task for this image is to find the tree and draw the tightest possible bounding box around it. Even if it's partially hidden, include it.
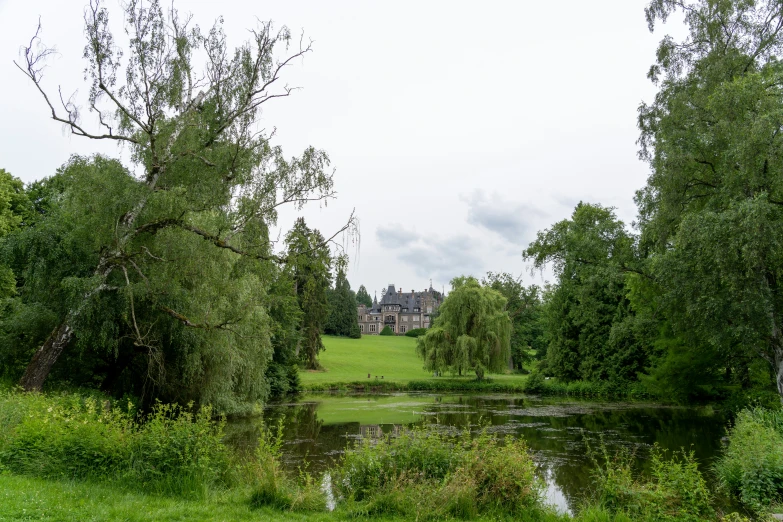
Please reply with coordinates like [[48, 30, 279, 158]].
[[355, 285, 372, 308], [416, 276, 510, 380], [286, 218, 332, 370], [639, 0, 783, 402], [482, 272, 545, 371], [11, 0, 356, 404], [325, 256, 360, 338], [524, 203, 651, 383], [0, 169, 32, 298]]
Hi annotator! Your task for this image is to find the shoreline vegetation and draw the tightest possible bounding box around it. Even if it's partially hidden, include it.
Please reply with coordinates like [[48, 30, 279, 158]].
[[1, 386, 781, 521], [0, 389, 783, 522]]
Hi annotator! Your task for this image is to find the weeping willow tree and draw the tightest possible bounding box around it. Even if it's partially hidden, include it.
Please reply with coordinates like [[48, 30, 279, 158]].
[[417, 276, 511, 380]]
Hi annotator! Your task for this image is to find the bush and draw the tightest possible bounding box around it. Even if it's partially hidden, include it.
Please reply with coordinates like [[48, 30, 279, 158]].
[[348, 322, 362, 339], [715, 407, 783, 513], [524, 371, 546, 393], [404, 328, 427, 338], [379, 326, 394, 336], [0, 391, 232, 498], [587, 443, 714, 521], [333, 426, 542, 518]]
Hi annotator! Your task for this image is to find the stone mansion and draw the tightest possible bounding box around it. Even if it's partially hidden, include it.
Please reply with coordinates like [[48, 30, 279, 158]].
[[357, 284, 441, 335]]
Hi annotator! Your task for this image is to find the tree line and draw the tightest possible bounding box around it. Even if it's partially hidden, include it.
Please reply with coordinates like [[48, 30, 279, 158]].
[[418, 0, 783, 406]]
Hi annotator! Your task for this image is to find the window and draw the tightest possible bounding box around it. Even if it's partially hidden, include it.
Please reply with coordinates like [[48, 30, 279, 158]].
[[402, 316, 408, 322], [414, 307, 420, 312], [360, 324, 364, 332], [400, 326, 406, 333], [386, 315, 395, 322], [402, 307, 408, 312], [369, 324, 376, 333]]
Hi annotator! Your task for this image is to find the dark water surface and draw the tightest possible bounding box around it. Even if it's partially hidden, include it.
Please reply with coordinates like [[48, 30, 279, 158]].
[[225, 393, 728, 514]]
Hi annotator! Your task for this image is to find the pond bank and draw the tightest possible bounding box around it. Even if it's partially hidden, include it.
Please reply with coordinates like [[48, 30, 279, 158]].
[[246, 392, 727, 515]]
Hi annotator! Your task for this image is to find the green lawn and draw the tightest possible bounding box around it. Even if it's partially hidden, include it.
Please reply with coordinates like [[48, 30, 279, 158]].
[[0, 474, 335, 522], [301, 335, 431, 384], [300, 335, 530, 389]]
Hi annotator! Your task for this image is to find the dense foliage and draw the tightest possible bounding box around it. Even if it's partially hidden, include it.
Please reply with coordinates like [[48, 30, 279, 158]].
[[519, 0, 783, 407], [324, 256, 361, 339], [482, 272, 545, 371], [285, 218, 333, 370], [417, 276, 511, 379], [715, 407, 783, 513], [0, 0, 354, 413], [355, 285, 372, 308], [333, 427, 542, 519]]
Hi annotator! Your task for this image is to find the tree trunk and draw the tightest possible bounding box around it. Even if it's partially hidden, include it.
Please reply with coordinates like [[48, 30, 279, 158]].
[[19, 320, 74, 391]]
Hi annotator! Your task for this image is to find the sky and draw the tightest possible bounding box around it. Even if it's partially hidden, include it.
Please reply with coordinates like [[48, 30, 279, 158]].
[[0, 0, 684, 299]]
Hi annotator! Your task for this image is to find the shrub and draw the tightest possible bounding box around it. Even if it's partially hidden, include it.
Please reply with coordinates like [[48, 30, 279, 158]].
[[333, 426, 542, 518], [587, 443, 714, 522], [0, 391, 231, 498], [715, 407, 783, 513], [524, 371, 546, 393], [379, 326, 394, 336], [404, 328, 427, 338]]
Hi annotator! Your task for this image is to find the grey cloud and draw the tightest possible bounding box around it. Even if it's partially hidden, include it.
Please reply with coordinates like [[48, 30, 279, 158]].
[[464, 191, 547, 245], [394, 233, 484, 283], [376, 224, 420, 248]]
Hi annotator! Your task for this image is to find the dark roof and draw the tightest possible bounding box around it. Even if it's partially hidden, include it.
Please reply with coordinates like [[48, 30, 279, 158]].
[[365, 284, 436, 313]]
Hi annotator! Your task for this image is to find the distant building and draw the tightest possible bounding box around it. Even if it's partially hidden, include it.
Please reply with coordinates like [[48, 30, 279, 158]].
[[357, 284, 441, 335]]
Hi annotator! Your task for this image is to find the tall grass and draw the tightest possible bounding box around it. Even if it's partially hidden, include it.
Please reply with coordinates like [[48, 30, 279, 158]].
[[333, 426, 544, 519], [714, 407, 783, 513], [0, 390, 230, 497], [586, 443, 714, 521]]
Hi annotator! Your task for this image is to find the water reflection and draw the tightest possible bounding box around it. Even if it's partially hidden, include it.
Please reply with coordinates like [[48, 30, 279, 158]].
[[227, 393, 727, 514]]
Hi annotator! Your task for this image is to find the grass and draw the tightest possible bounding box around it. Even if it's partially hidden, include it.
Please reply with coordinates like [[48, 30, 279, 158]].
[[303, 335, 431, 383], [0, 473, 569, 522], [301, 335, 531, 391], [0, 473, 337, 522]]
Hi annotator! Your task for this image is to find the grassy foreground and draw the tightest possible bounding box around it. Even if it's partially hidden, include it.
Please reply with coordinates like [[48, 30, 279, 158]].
[[0, 474, 335, 522], [301, 335, 531, 391]]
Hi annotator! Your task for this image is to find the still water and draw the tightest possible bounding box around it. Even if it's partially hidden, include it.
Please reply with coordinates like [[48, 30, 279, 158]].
[[225, 393, 728, 514]]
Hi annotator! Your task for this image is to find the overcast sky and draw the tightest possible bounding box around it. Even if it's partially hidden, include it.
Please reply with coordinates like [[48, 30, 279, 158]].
[[0, 0, 683, 298]]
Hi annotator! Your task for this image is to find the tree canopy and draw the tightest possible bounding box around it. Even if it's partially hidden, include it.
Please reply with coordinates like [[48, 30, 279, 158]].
[[417, 276, 511, 380], [3, 0, 355, 412], [638, 0, 783, 402]]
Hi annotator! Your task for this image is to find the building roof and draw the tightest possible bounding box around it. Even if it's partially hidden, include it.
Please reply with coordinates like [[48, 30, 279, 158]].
[[362, 284, 437, 314]]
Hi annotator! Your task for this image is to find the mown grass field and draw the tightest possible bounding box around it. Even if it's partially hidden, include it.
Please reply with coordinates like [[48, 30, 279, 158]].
[[301, 335, 430, 384], [299, 335, 530, 390]]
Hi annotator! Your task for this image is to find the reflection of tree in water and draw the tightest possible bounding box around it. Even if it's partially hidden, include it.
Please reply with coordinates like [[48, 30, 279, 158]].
[[229, 395, 726, 510]]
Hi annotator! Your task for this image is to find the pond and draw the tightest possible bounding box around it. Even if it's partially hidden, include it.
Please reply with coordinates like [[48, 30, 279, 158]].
[[225, 393, 729, 514]]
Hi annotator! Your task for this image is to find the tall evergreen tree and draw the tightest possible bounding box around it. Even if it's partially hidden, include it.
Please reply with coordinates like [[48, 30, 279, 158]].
[[325, 256, 360, 338], [355, 285, 372, 308], [286, 218, 332, 370]]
